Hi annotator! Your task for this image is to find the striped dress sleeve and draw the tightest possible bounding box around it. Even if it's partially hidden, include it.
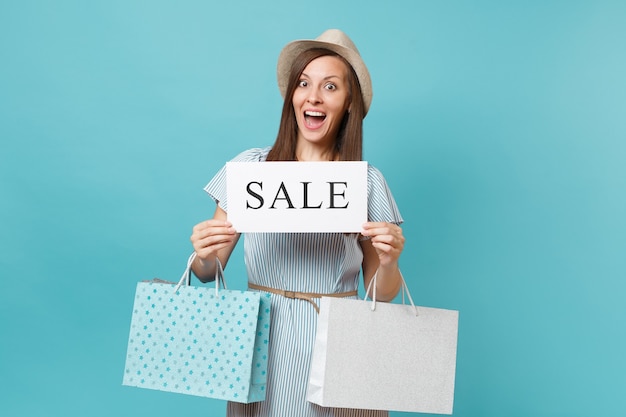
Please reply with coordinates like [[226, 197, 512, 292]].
[[203, 147, 271, 212], [366, 164, 404, 225]]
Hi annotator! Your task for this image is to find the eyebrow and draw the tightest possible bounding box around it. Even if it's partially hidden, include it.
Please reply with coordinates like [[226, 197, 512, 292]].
[[300, 73, 342, 81]]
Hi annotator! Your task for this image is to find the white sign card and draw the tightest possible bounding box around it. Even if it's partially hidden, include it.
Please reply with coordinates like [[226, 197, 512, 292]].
[[226, 161, 368, 233]]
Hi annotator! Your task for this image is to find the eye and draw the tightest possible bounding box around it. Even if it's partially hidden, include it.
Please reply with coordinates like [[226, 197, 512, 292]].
[[324, 83, 337, 91], [298, 80, 308, 88]]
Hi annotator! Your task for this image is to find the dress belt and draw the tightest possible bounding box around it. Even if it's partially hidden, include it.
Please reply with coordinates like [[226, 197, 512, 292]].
[[248, 283, 358, 313]]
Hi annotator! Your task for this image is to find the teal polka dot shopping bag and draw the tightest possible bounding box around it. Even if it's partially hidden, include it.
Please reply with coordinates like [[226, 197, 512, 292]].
[[122, 253, 271, 403]]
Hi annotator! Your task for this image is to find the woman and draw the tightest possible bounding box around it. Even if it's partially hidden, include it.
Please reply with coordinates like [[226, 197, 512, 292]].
[[190, 29, 405, 417]]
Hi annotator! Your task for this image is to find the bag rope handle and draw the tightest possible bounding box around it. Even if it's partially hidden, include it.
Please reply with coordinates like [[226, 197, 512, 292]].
[[365, 268, 418, 316], [174, 252, 226, 295]]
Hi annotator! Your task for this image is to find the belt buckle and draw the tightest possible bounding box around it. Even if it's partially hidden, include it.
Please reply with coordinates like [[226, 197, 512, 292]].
[[283, 290, 296, 299]]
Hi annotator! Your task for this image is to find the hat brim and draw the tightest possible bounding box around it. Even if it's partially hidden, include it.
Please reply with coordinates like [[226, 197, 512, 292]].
[[277, 39, 373, 116]]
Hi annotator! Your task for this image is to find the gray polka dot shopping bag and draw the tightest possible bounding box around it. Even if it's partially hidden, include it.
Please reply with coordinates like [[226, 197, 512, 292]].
[[122, 253, 271, 403]]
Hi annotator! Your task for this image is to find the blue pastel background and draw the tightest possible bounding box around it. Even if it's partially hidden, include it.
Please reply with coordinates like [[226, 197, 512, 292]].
[[1, 1, 624, 416]]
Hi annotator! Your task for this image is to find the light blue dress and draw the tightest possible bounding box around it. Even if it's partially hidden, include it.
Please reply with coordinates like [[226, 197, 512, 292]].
[[204, 147, 403, 417]]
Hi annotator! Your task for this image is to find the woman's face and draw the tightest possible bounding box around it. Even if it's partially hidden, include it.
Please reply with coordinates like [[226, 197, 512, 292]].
[[292, 55, 351, 150]]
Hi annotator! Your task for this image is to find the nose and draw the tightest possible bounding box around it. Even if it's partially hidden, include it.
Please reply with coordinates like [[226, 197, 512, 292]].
[[306, 88, 322, 104]]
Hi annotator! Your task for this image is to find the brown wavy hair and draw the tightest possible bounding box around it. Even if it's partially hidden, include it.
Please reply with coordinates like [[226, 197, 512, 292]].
[[266, 48, 365, 162]]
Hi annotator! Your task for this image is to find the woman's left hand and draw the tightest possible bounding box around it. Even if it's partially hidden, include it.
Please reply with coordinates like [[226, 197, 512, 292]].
[[361, 222, 405, 267]]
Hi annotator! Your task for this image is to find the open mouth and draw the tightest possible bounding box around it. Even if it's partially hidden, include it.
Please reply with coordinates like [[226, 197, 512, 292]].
[[304, 111, 326, 128]]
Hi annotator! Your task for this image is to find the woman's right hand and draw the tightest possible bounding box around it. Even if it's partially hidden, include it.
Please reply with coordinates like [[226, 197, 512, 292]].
[[190, 218, 238, 261], [189, 207, 239, 280]]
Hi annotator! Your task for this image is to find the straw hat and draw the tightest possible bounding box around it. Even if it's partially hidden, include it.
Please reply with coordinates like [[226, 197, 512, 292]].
[[277, 29, 373, 116]]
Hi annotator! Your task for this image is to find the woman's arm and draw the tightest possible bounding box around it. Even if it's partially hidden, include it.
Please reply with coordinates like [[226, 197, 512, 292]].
[[189, 206, 240, 282], [360, 222, 405, 301]]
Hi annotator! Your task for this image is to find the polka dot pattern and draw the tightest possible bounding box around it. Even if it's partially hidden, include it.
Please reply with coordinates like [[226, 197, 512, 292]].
[[123, 282, 271, 403]]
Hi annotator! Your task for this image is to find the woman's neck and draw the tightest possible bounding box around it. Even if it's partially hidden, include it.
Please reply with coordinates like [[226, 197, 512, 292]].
[[295, 143, 337, 161]]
